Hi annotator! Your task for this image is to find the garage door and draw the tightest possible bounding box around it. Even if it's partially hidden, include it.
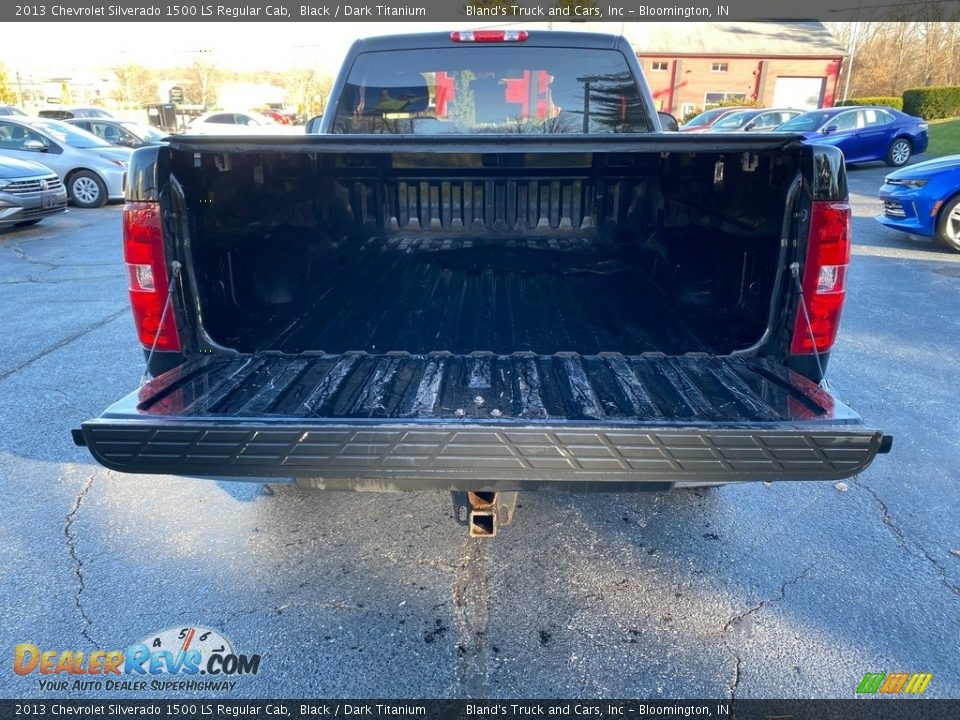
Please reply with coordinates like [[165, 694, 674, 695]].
[[772, 77, 826, 109]]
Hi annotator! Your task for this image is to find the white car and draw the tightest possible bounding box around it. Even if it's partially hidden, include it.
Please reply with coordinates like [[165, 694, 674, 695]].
[[188, 110, 296, 135], [0, 117, 131, 208]]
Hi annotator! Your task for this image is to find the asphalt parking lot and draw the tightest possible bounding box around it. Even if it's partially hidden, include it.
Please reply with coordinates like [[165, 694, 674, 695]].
[[0, 160, 958, 700]]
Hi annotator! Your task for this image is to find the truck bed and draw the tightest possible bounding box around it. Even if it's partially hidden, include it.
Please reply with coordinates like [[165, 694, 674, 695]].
[[178, 135, 798, 358], [241, 237, 713, 355], [76, 354, 885, 490]]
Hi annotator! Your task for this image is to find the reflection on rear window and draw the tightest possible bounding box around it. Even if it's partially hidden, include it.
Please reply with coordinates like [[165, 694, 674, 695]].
[[684, 108, 727, 127], [777, 112, 830, 132], [32, 119, 111, 148], [332, 47, 650, 134], [713, 112, 751, 129]]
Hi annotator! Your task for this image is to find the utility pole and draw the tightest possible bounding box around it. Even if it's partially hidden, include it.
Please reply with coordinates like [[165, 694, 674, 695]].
[[842, 21, 859, 102], [14, 71, 24, 108], [841, 0, 864, 102]]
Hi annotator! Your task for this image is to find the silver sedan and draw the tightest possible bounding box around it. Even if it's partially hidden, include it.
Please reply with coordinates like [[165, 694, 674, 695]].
[[0, 117, 131, 208], [0, 156, 68, 228]]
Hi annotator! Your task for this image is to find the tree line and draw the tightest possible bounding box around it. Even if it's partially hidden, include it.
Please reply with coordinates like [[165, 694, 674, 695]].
[[108, 61, 334, 116], [0, 60, 333, 117], [828, 20, 960, 99]]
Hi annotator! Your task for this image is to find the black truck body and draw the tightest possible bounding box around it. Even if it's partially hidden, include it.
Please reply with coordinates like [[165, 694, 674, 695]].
[[75, 32, 889, 500]]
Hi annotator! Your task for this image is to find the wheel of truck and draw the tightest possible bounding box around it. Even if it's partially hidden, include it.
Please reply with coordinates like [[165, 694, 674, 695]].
[[885, 138, 912, 167], [68, 171, 107, 208], [935, 195, 960, 253]]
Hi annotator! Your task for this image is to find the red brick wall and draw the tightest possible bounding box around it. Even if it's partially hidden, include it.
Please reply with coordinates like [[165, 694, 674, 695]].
[[638, 55, 842, 114]]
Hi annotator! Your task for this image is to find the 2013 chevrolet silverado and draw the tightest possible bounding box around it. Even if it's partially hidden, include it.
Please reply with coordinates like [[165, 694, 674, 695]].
[[74, 31, 891, 535]]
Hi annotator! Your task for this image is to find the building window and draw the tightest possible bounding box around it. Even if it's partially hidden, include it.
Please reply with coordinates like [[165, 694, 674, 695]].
[[651, 61, 669, 72], [711, 62, 729, 72], [704, 92, 746, 109]]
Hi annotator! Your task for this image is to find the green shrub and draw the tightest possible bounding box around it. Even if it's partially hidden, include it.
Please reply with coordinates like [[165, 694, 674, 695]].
[[902, 86, 960, 119], [717, 97, 760, 108], [836, 96, 903, 111]]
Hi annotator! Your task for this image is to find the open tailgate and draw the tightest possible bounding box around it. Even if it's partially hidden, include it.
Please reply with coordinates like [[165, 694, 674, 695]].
[[74, 353, 889, 491]]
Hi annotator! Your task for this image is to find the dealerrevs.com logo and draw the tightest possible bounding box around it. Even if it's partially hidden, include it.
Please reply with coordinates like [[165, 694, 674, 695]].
[[13, 626, 261, 692]]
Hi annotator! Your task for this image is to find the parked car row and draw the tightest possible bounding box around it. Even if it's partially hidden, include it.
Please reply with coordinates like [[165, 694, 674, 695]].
[[37, 106, 115, 120], [0, 104, 304, 226], [66, 118, 168, 148], [186, 109, 301, 134], [2, 105, 303, 138], [708, 108, 803, 132], [0, 116, 132, 210], [680, 106, 802, 133], [682, 105, 929, 167]]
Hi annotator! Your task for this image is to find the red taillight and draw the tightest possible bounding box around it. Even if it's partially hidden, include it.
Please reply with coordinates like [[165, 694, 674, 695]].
[[450, 30, 528, 43], [123, 201, 180, 352], [790, 201, 851, 355]]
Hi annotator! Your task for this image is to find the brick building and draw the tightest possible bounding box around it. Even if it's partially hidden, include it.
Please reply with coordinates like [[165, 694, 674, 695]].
[[622, 22, 847, 117]]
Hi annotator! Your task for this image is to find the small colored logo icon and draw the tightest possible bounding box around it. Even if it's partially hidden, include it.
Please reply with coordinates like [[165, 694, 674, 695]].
[[857, 672, 932, 695]]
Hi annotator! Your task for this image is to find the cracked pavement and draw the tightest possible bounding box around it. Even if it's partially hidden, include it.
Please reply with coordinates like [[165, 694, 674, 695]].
[[64, 472, 97, 649], [1, 165, 959, 700], [720, 564, 813, 699]]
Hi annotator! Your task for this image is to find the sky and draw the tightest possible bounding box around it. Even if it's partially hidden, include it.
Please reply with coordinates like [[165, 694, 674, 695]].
[[0, 21, 631, 77]]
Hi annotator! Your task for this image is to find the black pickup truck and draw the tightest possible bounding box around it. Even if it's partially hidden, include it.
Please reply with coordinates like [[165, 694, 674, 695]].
[[75, 31, 890, 535]]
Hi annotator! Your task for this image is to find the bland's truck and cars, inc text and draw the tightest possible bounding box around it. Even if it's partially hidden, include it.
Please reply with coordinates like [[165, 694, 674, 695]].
[[73, 30, 890, 537]]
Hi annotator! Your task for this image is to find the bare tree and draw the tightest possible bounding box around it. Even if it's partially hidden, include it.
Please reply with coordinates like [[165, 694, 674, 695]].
[[185, 54, 221, 108], [282, 69, 333, 117], [887, 21, 911, 95], [112, 64, 158, 107]]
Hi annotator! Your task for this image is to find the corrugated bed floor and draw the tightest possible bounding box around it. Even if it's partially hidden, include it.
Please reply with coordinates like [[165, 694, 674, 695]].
[[138, 353, 833, 424], [245, 237, 715, 355]]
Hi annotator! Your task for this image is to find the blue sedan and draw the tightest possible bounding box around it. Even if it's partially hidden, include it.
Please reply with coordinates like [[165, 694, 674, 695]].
[[777, 106, 928, 167], [877, 155, 960, 252]]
